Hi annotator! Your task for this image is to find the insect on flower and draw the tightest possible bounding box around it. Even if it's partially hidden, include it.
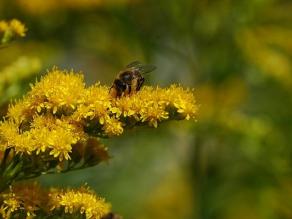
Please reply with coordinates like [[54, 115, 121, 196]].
[[110, 61, 156, 98]]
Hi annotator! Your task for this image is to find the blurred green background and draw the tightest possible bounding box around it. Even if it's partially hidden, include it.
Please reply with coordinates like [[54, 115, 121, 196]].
[[1, 0, 292, 218]]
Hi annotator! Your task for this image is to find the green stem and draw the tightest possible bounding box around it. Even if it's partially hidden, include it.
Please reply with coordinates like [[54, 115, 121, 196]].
[[0, 148, 11, 171], [0, 176, 9, 192], [1, 30, 13, 44], [0, 156, 24, 192]]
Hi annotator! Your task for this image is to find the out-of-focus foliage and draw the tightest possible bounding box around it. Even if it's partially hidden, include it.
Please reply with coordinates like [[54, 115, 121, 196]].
[[0, 0, 292, 218], [16, 0, 136, 15], [0, 56, 41, 105]]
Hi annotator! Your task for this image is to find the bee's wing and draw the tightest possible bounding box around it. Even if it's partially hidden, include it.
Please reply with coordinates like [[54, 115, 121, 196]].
[[137, 64, 156, 74], [126, 61, 142, 68], [126, 61, 156, 74]]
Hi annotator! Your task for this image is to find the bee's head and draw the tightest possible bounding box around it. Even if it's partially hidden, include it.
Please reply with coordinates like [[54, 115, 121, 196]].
[[119, 70, 143, 84], [119, 71, 132, 83]]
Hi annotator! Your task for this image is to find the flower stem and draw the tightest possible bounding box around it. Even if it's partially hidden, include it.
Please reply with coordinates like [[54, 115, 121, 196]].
[[0, 155, 23, 192]]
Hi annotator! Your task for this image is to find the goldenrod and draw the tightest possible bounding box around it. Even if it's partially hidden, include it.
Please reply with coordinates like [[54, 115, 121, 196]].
[[0, 68, 197, 218], [0, 183, 110, 219], [0, 68, 197, 162]]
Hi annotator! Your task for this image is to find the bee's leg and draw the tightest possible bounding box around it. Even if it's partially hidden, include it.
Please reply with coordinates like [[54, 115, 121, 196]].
[[130, 78, 138, 94], [128, 84, 131, 94], [137, 77, 144, 91], [109, 85, 117, 97]]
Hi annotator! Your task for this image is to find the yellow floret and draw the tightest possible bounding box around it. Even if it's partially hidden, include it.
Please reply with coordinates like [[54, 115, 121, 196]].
[[103, 116, 123, 136]]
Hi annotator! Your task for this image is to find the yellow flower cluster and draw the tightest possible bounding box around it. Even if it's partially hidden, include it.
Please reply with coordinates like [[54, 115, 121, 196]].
[[50, 186, 111, 219], [0, 19, 26, 43], [0, 183, 110, 219], [0, 193, 20, 219], [0, 68, 197, 162], [28, 69, 86, 114], [0, 115, 84, 161], [0, 183, 48, 219], [112, 86, 197, 127]]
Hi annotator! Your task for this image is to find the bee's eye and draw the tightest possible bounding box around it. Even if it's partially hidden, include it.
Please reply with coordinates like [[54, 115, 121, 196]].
[[124, 74, 131, 80]]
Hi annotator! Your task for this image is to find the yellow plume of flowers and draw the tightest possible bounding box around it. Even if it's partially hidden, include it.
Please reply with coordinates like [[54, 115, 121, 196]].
[[0, 19, 26, 44], [0, 68, 196, 218], [50, 186, 111, 219], [0, 183, 111, 219], [0, 68, 197, 163]]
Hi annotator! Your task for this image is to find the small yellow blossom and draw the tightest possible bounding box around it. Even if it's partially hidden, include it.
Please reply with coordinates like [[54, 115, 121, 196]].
[[113, 96, 138, 117], [0, 193, 21, 219], [49, 187, 111, 219], [165, 85, 198, 120], [0, 120, 33, 153], [9, 19, 27, 37], [0, 19, 27, 43], [6, 182, 47, 218], [103, 116, 123, 136], [7, 98, 32, 124], [140, 103, 169, 128], [3, 196, 20, 212]]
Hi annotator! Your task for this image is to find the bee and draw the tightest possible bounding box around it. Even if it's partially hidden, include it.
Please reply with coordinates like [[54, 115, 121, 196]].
[[110, 61, 156, 98]]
